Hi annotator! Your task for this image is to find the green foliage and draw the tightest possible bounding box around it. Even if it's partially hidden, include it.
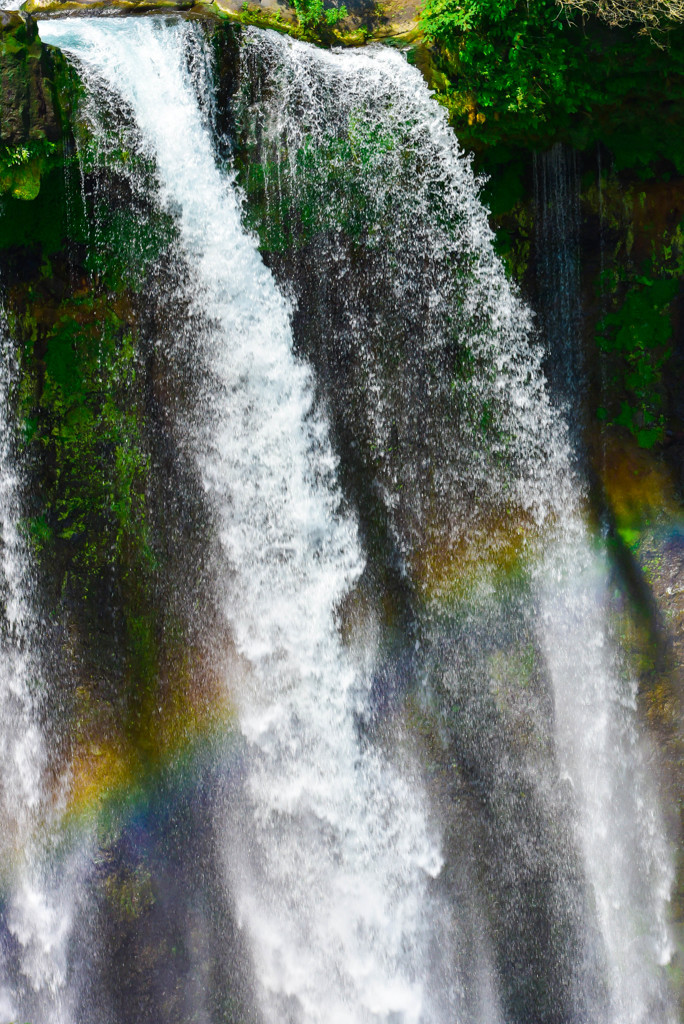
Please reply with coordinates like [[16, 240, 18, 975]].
[[589, 181, 684, 449], [420, 0, 594, 142], [597, 276, 678, 446], [18, 291, 153, 603], [291, 0, 347, 28], [0, 138, 59, 200], [420, 0, 684, 163]]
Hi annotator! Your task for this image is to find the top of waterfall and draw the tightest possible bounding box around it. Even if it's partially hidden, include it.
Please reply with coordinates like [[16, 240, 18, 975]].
[[16, 0, 422, 46]]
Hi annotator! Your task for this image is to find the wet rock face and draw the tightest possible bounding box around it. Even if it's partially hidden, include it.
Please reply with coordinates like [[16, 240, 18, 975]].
[[0, 12, 63, 146], [74, 761, 261, 1024]]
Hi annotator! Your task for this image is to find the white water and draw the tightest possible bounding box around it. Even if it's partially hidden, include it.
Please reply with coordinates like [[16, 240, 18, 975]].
[[36, 18, 679, 1024], [530, 120, 673, 1024], [40, 18, 447, 1024], [0, 321, 75, 1024], [539, 531, 676, 1024], [231, 31, 677, 1024], [233, 30, 569, 574]]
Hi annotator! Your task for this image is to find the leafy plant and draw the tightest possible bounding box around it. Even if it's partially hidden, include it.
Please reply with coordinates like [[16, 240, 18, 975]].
[[0, 139, 59, 200], [420, 0, 684, 160], [420, 0, 593, 138], [292, 0, 347, 28], [597, 277, 678, 447]]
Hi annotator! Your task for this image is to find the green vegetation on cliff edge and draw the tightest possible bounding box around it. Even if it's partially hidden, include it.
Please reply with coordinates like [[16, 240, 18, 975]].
[[420, 0, 684, 166]]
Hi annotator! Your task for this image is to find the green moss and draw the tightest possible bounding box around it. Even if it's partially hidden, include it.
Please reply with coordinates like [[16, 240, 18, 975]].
[[597, 277, 678, 447], [238, 112, 404, 255], [0, 11, 78, 196], [103, 860, 156, 924], [0, 139, 57, 200], [17, 291, 153, 602], [0, 164, 73, 249], [2, 129, 170, 720]]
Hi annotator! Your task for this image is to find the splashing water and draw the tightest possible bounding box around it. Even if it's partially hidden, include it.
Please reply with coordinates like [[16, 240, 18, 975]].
[[36, 18, 678, 1024], [539, 528, 675, 1024], [40, 18, 448, 1024], [0, 325, 43, 878], [0, 319, 78, 1024], [229, 30, 676, 1024], [229, 33, 579, 602]]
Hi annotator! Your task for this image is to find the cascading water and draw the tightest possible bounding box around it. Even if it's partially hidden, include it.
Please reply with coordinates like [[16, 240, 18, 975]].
[[233, 31, 566, 580], [40, 18, 449, 1024], [18, 16, 677, 1024], [228, 31, 676, 1024], [539, 532, 675, 1024], [0, 317, 76, 1024], [533, 144, 584, 412], [531, 150, 666, 1019]]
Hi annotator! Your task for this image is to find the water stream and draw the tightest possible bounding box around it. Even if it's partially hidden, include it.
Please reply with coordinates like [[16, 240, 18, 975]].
[[39, 18, 448, 1024], [0, 318, 76, 1024], [533, 144, 584, 414], [228, 30, 677, 1023], [0, 16, 675, 1024]]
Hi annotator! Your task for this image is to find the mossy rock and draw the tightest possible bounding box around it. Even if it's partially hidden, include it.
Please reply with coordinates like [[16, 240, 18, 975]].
[[0, 153, 41, 197], [0, 9, 78, 199], [18, 0, 419, 46], [0, 10, 62, 144], [22, 0, 195, 12]]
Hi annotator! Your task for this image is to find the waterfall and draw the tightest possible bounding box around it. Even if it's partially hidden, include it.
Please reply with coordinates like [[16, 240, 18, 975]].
[[233, 30, 567, 581], [533, 144, 584, 412], [31, 18, 678, 1024], [539, 532, 675, 1024], [0, 317, 77, 1024], [40, 18, 448, 1024], [530, 145, 673, 1021], [228, 30, 675, 1024]]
